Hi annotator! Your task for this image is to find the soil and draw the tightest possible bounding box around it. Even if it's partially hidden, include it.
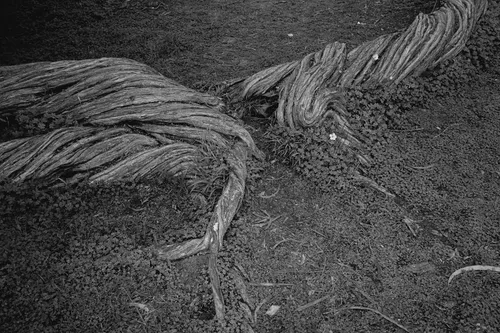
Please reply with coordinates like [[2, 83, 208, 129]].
[[1, 0, 500, 332]]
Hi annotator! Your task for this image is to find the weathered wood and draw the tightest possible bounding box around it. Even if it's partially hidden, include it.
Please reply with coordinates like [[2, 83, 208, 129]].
[[154, 141, 248, 319], [225, 0, 488, 153], [0, 57, 260, 321], [0, 58, 262, 186]]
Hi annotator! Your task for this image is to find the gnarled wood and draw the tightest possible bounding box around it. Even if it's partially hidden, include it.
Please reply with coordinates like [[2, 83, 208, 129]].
[[225, 0, 488, 155]]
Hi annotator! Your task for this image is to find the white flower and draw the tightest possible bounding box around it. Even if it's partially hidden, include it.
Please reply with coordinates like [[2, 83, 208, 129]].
[[329, 133, 337, 141]]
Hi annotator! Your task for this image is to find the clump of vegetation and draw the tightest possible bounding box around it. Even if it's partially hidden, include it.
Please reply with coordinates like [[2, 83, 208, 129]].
[[0, 109, 78, 142], [461, 0, 500, 69], [265, 120, 361, 193]]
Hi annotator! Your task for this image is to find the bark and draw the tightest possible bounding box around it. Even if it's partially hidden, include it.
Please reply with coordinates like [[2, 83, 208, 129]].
[[0, 57, 262, 186], [225, 0, 488, 158]]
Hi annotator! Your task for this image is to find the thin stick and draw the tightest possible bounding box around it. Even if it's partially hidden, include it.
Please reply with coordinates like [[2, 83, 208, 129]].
[[352, 174, 395, 198], [433, 123, 461, 139], [253, 214, 284, 229], [403, 164, 436, 170], [253, 210, 271, 219], [253, 297, 268, 324], [311, 228, 326, 237], [297, 295, 330, 312], [272, 238, 300, 250], [348, 306, 410, 332], [354, 287, 377, 307], [249, 282, 294, 287], [391, 127, 423, 132], [258, 187, 280, 198], [402, 217, 417, 237]]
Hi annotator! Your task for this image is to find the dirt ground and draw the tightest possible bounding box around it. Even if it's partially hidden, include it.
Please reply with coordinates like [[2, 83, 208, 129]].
[[1, 0, 500, 332]]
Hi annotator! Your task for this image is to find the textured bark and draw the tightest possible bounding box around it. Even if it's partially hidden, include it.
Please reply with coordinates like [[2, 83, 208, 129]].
[[225, 0, 488, 149], [0, 58, 262, 186]]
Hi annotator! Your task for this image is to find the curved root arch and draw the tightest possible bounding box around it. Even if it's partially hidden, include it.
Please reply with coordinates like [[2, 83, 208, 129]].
[[226, 0, 488, 151]]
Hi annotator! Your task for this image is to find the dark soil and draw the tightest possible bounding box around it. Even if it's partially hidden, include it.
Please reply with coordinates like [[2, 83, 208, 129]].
[[1, 0, 500, 332]]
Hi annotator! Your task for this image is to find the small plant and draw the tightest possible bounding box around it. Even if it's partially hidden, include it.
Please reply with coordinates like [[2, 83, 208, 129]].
[[188, 140, 232, 204], [265, 118, 361, 192], [462, 0, 500, 69], [0, 109, 78, 141]]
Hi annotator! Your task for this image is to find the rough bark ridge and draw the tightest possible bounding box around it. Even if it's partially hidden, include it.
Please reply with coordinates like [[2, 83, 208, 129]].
[[0, 58, 261, 319], [225, 0, 488, 157]]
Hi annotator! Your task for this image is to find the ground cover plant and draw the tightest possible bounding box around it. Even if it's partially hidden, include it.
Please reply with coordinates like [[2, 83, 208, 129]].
[[1, 0, 500, 332]]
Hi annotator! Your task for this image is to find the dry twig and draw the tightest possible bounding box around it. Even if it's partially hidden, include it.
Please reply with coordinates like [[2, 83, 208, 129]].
[[329, 306, 411, 332], [297, 295, 330, 312]]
